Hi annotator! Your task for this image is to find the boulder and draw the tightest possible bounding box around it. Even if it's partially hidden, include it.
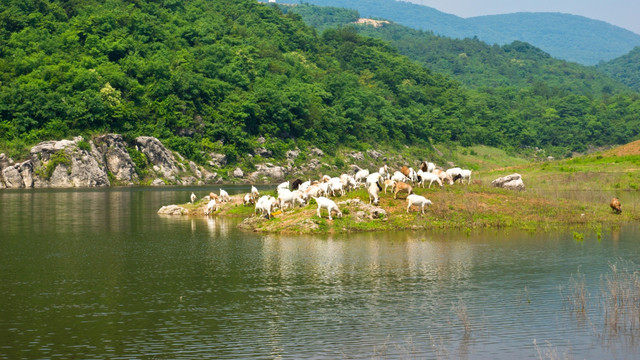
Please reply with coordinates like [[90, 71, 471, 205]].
[[491, 173, 525, 191], [151, 178, 166, 186], [93, 134, 138, 183], [309, 147, 324, 157], [233, 167, 244, 178], [136, 136, 180, 181], [29, 137, 110, 188], [208, 153, 227, 167], [2, 165, 24, 188], [157, 205, 188, 215]]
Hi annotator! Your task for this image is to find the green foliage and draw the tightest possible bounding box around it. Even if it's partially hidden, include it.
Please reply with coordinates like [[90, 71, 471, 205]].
[[126, 147, 149, 178], [77, 139, 91, 152], [597, 47, 640, 92], [1, 0, 639, 163], [35, 150, 72, 180]]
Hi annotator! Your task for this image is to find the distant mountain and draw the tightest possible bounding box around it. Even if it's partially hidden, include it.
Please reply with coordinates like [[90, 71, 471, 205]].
[[278, 0, 640, 65], [597, 47, 640, 91], [281, 4, 632, 95]]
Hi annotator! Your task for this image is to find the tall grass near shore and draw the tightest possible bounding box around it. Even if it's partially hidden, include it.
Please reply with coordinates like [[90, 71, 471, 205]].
[[565, 260, 640, 344]]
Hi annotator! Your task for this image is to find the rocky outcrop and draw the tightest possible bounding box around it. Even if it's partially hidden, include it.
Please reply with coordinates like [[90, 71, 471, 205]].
[[93, 134, 137, 183], [29, 137, 110, 188], [1, 134, 214, 189], [491, 173, 525, 191], [135, 136, 182, 182]]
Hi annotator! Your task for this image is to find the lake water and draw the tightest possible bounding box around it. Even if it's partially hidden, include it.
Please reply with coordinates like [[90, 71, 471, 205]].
[[1, 187, 639, 359]]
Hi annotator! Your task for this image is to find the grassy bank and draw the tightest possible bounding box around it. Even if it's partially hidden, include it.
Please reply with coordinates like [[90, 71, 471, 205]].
[[164, 142, 640, 234]]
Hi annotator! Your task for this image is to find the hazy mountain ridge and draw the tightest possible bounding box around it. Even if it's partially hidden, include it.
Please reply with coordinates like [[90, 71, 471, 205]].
[[597, 47, 640, 91], [278, 0, 640, 65]]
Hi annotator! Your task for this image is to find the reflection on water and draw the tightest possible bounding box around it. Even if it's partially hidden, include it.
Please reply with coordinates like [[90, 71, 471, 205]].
[[0, 188, 639, 359]]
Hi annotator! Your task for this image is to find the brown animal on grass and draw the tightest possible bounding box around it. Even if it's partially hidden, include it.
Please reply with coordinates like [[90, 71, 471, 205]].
[[472, 180, 482, 186], [394, 181, 413, 199], [209, 192, 219, 201], [610, 197, 622, 214], [400, 165, 410, 178]]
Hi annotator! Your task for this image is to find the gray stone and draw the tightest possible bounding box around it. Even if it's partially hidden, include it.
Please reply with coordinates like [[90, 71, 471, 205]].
[[233, 167, 244, 178], [136, 136, 180, 181], [309, 147, 324, 157], [151, 178, 166, 186], [93, 134, 138, 183], [347, 152, 364, 161], [255, 147, 272, 158], [157, 205, 188, 215], [208, 153, 227, 167], [286, 150, 299, 160], [2, 166, 23, 188], [491, 173, 525, 191], [367, 150, 382, 159]]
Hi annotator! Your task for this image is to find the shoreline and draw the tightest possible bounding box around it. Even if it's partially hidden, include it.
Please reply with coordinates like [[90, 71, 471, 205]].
[[158, 184, 639, 234]]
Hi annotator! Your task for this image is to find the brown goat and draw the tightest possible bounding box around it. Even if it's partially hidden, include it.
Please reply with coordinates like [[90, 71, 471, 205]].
[[610, 197, 622, 214], [400, 165, 410, 178], [394, 181, 413, 199], [209, 192, 219, 201]]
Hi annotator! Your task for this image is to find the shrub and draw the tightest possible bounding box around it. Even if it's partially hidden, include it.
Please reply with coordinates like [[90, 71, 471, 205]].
[[35, 150, 72, 180]]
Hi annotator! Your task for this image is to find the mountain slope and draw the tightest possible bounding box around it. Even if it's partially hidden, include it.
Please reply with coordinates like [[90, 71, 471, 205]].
[[597, 47, 640, 91], [281, 4, 631, 95], [278, 0, 640, 65]]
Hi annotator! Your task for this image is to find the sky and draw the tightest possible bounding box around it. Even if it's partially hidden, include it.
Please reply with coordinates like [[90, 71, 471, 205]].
[[405, 0, 640, 35]]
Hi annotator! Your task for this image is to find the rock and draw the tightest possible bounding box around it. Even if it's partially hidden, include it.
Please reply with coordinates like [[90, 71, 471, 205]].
[[93, 134, 138, 183], [233, 167, 244, 178], [157, 205, 188, 215], [189, 161, 202, 179], [491, 173, 525, 191], [309, 147, 324, 157], [208, 153, 227, 167], [367, 150, 382, 159], [151, 178, 166, 186], [255, 147, 272, 158], [0, 153, 9, 171], [347, 152, 364, 161], [257, 136, 266, 144], [251, 163, 286, 181], [286, 150, 299, 160], [2, 165, 24, 188], [136, 136, 180, 182]]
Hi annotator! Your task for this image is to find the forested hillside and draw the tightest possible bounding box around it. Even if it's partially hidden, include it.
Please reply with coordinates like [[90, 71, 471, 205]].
[[1, 0, 640, 165], [597, 47, 640, 92], [278, 0, 640, 65], [281, 5, 628, 94]]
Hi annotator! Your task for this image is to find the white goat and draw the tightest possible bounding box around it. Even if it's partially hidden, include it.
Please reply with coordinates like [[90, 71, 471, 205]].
[[446, 168, 463, 183], [204, 199, 217, 215], [434, 169, 454, 185], [391, 171, 407, 183], [243, 193, 254, 206], [251, 185, 259, 199], [329, 178, 345, 197], [219, 189, 230, 202], [460, 169, 472, 184], [314, 196, 342, 220], [304, 184, 323, 198], [368, 181, 382, 205], [379, 165, 389, 179], [277, 189, 306, 211], [365, 172, 383, 188], [190, 192, 196, 204], [417, 169, 443, 188], [406, 194, 432, 215], [277, 181, 290, 191], [255, 195, 277, 218], [355, 169, 370, 184], [384, 179, 396, 193]]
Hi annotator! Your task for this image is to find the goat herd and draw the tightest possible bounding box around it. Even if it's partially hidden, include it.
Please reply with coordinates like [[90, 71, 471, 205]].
[[195, 161, 474, 220]]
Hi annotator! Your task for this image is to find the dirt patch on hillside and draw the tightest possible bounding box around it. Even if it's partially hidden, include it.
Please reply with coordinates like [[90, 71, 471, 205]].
[[604, 140, 640, 156]]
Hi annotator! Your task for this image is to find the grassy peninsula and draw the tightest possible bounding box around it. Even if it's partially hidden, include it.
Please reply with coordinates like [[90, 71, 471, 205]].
[[167, 142, 640, 235]]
